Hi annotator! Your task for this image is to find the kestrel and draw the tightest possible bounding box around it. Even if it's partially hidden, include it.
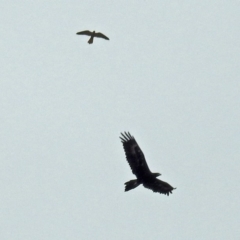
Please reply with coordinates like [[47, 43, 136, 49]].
[[76, 30, 109, 44]]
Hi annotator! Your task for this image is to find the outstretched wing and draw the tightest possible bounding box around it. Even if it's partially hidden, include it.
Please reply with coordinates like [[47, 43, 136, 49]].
[[95, 32, 109, 40], [143, 178, 176, 196], [76, 30, 92, 36], [120, 132, 151, 178]]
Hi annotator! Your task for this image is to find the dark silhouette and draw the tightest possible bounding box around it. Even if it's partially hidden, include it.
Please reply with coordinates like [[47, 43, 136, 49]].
[[76, 30, 109, 44], [120, 132, 176, 196]]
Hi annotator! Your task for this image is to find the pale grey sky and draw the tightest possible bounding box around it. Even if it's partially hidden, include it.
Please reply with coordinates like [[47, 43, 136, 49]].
[[1, 1, 240, 239]]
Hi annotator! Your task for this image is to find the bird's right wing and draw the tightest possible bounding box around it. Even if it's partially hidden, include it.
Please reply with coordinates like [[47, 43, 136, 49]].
[[95, 32, 109, 40], [120, 132, 151, 178], [143, 178, 176, 196], [76, 30, 92, 36]]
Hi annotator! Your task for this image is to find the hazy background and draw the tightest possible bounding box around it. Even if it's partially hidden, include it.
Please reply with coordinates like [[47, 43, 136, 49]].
[[1, 1, 240, 239]]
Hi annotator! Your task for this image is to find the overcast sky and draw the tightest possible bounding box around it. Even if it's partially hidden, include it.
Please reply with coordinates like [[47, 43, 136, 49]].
[[1, 1, 240, 239]]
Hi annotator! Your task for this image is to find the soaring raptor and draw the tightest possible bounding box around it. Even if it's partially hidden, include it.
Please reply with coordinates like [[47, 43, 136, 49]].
[[120, 132, 176, 196], [76, 30, 109, 44]]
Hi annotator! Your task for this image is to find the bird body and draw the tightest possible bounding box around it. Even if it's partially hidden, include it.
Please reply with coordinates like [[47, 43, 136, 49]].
[[76, 30, 109, 44], [120, 132, 176, 196]]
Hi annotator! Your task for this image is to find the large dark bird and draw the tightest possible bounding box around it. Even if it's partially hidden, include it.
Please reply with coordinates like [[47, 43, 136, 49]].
[[76, 30, 109, 44], [120, 132, 176, 196]]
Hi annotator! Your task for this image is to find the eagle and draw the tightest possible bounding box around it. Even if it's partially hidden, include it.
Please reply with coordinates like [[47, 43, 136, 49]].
[[120, 132, 176, 196], [76, 30, 109, 44]]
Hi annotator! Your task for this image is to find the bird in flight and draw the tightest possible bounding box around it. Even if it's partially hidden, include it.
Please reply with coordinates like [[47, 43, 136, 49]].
[[120, 132, 176, 196], [76, 30, 109, 44]]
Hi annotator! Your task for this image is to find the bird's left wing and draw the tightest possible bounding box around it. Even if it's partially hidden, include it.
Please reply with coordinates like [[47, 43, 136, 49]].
[[76, 30, 92, 36], [120, 132, 151, 178], [95, 32, 109, 40], [143, 178, 176, 196]]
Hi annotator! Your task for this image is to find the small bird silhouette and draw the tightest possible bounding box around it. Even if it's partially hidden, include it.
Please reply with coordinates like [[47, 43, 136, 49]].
[[76, 30, 109, 44]]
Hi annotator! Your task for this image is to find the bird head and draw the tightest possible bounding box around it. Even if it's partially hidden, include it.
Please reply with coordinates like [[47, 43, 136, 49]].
[[153, 173, 161, 177]]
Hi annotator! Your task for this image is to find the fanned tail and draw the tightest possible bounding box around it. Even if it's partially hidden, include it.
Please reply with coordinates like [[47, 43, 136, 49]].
[[124, 179, 140, 192]]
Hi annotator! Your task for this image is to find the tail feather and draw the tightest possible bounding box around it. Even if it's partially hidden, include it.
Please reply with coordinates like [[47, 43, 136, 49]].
[[124, 179, 140, 192], [88, 36, 94, 44]]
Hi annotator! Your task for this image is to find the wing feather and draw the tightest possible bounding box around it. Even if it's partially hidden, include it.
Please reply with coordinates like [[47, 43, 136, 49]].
[[76, 30, 92, 36], [120, 132, 151, 178], [95, 32, 109, 40], [143, 178, 176, 196]]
